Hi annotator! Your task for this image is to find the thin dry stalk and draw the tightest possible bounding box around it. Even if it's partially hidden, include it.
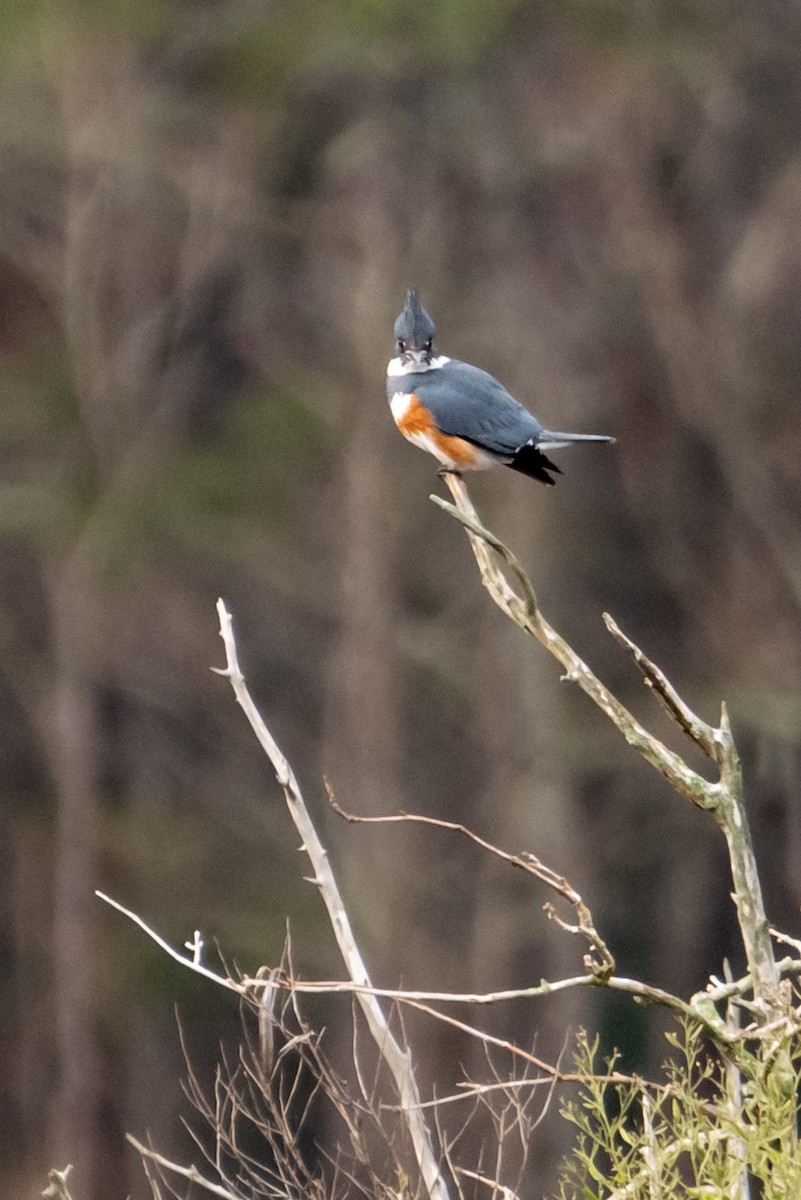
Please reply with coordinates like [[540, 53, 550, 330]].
[[214, 598, 450, 1200], [41, 1167, 78, 1200], [326, 787, 613, 981]]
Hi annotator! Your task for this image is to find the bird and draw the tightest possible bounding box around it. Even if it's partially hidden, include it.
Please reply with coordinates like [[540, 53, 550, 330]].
[[386, 289, 615, 485]]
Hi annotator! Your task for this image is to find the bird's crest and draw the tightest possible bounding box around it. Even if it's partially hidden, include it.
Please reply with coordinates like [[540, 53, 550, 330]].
[[394, 288, 436, 346]]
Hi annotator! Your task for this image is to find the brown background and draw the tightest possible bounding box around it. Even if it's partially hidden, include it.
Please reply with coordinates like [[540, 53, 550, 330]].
[[3, 3, 801, 1196]]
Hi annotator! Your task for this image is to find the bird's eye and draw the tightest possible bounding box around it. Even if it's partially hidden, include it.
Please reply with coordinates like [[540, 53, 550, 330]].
[[424, 339, 433, 353], [397, 339, 406, 353]]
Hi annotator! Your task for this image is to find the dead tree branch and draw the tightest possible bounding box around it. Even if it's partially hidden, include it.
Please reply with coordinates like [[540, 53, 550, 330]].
[[42, 1166, 78, 1200], [126, 1136, 241, 1200], [432, 474, 784, 1030], [326, 783, 613, 981], [213, 598, 451, 1200], [96, 891, 245, 996], [100, 882, 788, 1046]]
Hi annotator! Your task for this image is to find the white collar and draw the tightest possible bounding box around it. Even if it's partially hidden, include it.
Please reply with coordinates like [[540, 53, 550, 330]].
[[386, 354, 451, 377]]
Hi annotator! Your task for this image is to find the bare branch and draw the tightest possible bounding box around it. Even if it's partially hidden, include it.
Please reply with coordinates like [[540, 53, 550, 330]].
[[96, 891, 244, 996], [214, 598, 450, 1200], [431, 478, 714, 812], [96, 879, 741, 1051], [95, 882, 728, 1059], [126, 1136, 242, 1200], [432, 474, 785, 1023], [771, 929, 801, 957], [455, 1165, 520, 1200], [603, 612, 718, 760], [327, 785, 614, 980], [240, 970, 730, 1048], [387, 1076, 564, 1112], [42, 1166, 77, 1200]]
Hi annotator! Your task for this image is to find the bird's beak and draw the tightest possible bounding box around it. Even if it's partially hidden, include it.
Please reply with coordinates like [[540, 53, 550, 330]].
[[407, 348, 431, 366]]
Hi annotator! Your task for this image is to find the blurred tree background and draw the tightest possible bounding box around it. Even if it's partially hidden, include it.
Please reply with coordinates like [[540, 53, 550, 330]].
[[2, 1, 801, 1196]]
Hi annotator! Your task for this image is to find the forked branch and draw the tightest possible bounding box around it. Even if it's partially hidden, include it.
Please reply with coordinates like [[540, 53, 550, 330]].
[[433, 473, 782, 1022]]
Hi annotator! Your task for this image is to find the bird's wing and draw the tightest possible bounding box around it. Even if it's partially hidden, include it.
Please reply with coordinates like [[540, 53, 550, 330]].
[[414, 361, 542, 457]]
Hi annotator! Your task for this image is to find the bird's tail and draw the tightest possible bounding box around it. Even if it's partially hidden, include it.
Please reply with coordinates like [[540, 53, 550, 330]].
[[506, 444, 562, 485], [537, 430, 616, 450], [507, 429, 615, 485]]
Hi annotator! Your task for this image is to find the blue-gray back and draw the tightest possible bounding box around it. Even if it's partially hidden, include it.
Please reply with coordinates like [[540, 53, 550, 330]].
[[388, 360, 543, 455]]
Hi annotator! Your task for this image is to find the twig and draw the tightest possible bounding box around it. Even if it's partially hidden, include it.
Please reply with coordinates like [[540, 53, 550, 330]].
[[455, 1165, 519, 1200], [603, 613, 717, 760], [390, 997, 646, 1088], [96, 892, 244, 995], [214, 598, 450, 1200], [239, 970, 732, 1047], [387, 1076, 568, 1112], [722, 961, 750, 1200], [692, 957, 801, 1007], [126, 1136, 241, 1200], [237, 969, 697, 1010], [42, 1166, 76, 1200], [326, 787, 614, 980], [640, 1092, 662, 1199]]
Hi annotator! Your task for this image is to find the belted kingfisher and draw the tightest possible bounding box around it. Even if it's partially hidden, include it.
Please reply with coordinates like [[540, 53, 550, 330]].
[[387, 290, 614, 485]]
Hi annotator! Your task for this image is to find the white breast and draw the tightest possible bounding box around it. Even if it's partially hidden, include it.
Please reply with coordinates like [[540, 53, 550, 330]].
[[389, 391, 414, 422], [388, 390, 452, 466]]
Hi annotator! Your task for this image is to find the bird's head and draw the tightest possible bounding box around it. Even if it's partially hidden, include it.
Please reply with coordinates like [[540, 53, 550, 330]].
[[394, 288, 437, 367]]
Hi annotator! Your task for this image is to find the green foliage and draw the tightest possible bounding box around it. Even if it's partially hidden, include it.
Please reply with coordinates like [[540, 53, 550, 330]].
[[556, 1018, 801, 1199]]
